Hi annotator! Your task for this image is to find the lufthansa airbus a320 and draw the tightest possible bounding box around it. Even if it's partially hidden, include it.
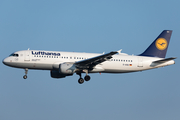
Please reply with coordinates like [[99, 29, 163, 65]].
[[3, 30, 176, 84]]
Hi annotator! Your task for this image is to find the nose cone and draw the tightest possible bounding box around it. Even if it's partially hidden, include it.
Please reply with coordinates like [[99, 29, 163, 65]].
[[2, 58, 9, 66]]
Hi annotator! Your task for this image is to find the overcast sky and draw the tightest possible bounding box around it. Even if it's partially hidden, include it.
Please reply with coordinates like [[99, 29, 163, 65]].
[[0, 0, 180, 120]]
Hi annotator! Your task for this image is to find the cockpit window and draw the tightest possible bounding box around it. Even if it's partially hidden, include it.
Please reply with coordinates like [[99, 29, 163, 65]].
[[9, 53, 19, 57]]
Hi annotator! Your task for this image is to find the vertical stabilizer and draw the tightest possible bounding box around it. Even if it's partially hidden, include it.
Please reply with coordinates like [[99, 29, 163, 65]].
[[139, 30, 172, 58]]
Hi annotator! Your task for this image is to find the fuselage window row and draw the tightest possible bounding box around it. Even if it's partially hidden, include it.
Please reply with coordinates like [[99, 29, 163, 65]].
[[33, 55, 133, 62], [33, 55, 87, 59], [111, 59, 133, 62]]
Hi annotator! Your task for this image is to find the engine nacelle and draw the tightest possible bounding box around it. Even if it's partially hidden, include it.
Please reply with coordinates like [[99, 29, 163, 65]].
[[50, 70, 67, 78], [50, 63, 76, 78], [59, 63, 76, 75]]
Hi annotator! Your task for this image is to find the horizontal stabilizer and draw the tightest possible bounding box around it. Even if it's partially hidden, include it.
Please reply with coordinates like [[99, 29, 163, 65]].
[[153, 57, 176, 63]]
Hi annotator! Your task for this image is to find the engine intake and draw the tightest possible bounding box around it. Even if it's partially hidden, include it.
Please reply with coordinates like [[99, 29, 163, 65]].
[[59, 63, 76, 74]]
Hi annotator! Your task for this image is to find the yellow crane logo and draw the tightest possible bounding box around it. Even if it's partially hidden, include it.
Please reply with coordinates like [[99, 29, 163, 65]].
[[155, 38, 167, 50]]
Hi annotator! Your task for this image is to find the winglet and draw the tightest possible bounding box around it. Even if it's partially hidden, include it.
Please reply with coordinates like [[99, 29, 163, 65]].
[[117, 49, 122, 54]]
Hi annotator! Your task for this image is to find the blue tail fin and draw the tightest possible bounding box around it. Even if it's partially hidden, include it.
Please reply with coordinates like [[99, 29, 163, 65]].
[[139, 30, 172, 58]]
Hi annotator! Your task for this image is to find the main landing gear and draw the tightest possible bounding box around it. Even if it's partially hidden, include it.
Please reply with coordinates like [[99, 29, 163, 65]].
[[78, 75, 91, 84], [23, 68, 28, 79], [77, 70, 91, 84]]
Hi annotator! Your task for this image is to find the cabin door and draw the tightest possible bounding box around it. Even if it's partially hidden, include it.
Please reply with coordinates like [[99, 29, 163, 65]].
[[24, 51, 30, 61], [138, 57, 143, 67]]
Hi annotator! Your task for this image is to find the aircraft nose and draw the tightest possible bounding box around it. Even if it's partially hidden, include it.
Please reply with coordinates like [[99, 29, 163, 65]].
[[2, 58, 9, 65]]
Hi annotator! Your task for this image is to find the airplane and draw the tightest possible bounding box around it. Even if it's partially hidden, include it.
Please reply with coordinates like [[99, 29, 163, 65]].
[[3, 30, 176, 84]]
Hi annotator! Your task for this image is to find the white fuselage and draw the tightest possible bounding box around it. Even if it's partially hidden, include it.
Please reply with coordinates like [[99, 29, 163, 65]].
[[3, 50, 175, 74]]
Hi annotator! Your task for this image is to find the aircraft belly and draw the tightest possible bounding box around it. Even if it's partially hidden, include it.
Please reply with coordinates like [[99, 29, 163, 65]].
[[100, 62, 139, 73], [30, 63, 53, 70], [102, 70, 137, 73], [7, 62, 53, 70]]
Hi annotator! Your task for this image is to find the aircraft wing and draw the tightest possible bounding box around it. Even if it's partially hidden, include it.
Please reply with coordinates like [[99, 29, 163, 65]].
[[75, 51, 117, 70]]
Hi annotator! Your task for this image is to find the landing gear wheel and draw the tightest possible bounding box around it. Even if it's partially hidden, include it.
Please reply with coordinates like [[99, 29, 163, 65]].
[[84, 75, 91, 81], [23, 75, 27, 79], [23, 68, 28, 79], [78, 78, 84, 84]]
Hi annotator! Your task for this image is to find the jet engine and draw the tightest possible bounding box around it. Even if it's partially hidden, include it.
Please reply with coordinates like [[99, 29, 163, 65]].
[[50, 63, 76, 78], [50, 70, 67, 78]]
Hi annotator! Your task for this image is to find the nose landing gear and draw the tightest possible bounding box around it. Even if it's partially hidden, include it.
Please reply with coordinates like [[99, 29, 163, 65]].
[[23, 68, 28, 79]]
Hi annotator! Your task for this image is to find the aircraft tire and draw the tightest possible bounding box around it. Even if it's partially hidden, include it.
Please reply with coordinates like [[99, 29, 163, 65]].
[[84, 75, 90, 81], [78, 78, 84, 84], [23, 75, 27, 79]]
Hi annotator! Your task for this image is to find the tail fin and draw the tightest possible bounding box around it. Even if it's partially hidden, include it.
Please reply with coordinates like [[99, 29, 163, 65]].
[[139, 30, 172, 58]]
